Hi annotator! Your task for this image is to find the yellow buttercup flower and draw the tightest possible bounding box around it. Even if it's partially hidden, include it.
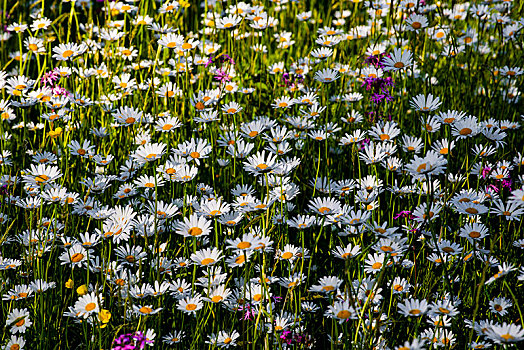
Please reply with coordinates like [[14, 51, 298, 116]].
[[76, 284, 88, 296], [179, 0, 190, 8], [98, 309, 111, 328], [48, 127, 63, 139], [65, 279, 74, 289]]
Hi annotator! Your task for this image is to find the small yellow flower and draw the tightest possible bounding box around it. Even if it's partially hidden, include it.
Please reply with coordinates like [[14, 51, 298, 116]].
[[98, 309, 111, 328], [48, 127, 63, 139], [65, 279, 74, 289], [179, 0, 190, 8], [76, 284, 88, 296]]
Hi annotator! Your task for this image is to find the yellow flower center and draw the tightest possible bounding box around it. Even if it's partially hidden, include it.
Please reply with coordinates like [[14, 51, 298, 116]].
[[85, 302, 96, 311]]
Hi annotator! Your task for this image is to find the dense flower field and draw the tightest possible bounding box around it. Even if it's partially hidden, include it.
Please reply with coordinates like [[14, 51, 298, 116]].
[[0, 0, 523, 349]]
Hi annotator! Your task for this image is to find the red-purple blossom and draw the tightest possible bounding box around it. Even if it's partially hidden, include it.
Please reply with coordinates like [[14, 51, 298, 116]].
[[112, 331, 154, 350], [214, 68, 231, 83], [394, 211, 414, 220], [362, 76, 394, 104], [41, 68, 61, 87], [481, 167, 492, 179]]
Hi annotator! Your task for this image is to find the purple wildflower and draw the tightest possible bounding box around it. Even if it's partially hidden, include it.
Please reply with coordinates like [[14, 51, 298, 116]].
[[361, 76, 394, 104], [204, 56, 214, 68], [112, 331, 153, 350], [112, 333, 135, 350], [502, 178, 513, 189], [271, 296, 283, 303], [214, 68, 231, 83], [133, 331, 154, 349], [238, 303, 256, 321], [359, 138, 371, 150], [487, 184, 499, 193], [394, 211, 414, 220], [41, 68, 61, 87], [481, 167, 491, 179], [365, 53, 389, 69], [52, 86, 71, 97]]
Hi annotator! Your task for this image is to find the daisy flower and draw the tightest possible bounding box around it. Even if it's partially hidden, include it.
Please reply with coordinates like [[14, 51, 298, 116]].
[[490, 297, 512, 316], [191, 248, 223, 267], [216, 15, 243, 29], [73, 292, 101, 318], [178, 294, 204, 315], [132, 143, 166, 164], [162, 331, 185, 345], [485, 322, 524, 344], [59, 244, 89, 267], [324, 299, 358, 323], [272, 96, 295, 109], [133, 305, 162, 316], [398, 299, 429, 317], [175, 214, 212, 237], [221, 101, 243, 115], [331, 244, 361, 260], [364, 253, 387, 274], [6, 308, 32, 334], [309, 276, 343, 293], [451, 115, 480, 139], [308, 197, 342, 216], [410, 94, 442, 112], [394, 339, 426, 350], [243, 150, 278, 175], [113, 106, 144, 126], [405, 14, 428, 31], [22, 164, 62, 186], [382, 47, 413, 72], [314, 68, 340, 83], [52, 42, 87, 61]]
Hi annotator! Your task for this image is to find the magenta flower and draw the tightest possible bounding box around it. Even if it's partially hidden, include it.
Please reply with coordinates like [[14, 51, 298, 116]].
[[41, 68, 61, 87], [394, 211, 414, 220]]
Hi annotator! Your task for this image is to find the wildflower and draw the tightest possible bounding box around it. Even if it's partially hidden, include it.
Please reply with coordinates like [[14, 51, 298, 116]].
[[325, 299, 358, 323], [73, 292, 101, 318], [132, 143, 166, 164], [398, 299, 429, 317], [314, 68, 340, 83], [6, 335, 25, 350], [191, 248, 223, 267], [6, 308, 32, 334], [98, 309, 111, 326], [382, 48, 413, 72], [52, 42, 87, 61], [361, 76, 394, 103], [485, 323, 524, 344], [410, 94, 442, 112], [490, 297, 512, 316], [175, 214, 212, 238], [405, 14, 429, 32], [178, 294, 204, 315]]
